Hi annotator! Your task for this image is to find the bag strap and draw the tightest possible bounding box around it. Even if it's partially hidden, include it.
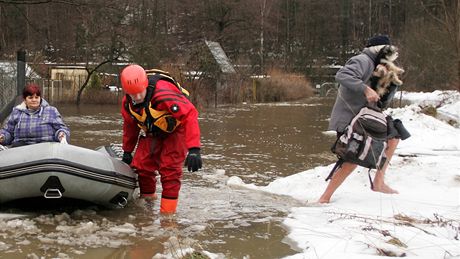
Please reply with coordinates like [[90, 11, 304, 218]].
[[327, 160, 376, 190], [367, 168, 374, 190], [325, 159, 344, 181], [145, 69, 190, 96]]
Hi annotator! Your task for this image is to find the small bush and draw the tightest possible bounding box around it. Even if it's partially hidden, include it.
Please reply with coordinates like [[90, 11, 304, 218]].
[[421, 105, 437, 117], [255, 69, 314, 102], [88, 73, 102, 90]]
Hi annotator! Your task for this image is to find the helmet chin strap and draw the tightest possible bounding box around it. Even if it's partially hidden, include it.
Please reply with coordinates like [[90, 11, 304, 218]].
[[132, 100, 142, 106], [131, 98, 146, 106]]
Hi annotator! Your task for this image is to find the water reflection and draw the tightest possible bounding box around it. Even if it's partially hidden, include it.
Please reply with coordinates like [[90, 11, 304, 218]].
[[200, 98, 337, 184]]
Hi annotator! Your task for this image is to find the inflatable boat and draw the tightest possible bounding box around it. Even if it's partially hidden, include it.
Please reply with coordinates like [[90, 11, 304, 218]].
[[0, 142, 137, 208]]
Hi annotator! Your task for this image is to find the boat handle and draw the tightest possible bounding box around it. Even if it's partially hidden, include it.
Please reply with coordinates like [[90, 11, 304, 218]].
[[44, 188, 63, 199], [118, 196, 128, 207]]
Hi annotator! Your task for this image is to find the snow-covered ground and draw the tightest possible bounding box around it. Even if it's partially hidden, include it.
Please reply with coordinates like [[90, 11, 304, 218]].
[[229, 90, 460, 259]]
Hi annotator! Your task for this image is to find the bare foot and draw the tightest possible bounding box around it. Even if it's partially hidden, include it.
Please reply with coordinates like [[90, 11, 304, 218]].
[[372, 184, 399, 194], [317, 198, 330, 204], [306, 201, 330, 207]]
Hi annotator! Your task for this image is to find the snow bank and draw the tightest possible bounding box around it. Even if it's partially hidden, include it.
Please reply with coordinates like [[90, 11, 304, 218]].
[[230, 90, 460, 259]]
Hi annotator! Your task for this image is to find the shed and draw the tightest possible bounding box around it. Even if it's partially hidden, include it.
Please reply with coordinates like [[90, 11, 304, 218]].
[[50, 65, 88, 90], [204, 40, 236, 107]]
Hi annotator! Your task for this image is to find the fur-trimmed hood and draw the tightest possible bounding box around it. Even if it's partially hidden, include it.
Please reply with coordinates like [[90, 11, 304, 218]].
[[14, 98, 50, 115], [366, 45, 386, 55], [362, 47, 380, 67]]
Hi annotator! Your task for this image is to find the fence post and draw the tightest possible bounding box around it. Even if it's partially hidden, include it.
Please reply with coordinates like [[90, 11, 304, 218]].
[[17, 49, 26, 95], [215, 73, 221, 108], [252, 78, 257, 102]]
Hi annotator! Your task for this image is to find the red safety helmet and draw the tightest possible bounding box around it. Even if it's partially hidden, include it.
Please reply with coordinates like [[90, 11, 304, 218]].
[[120, 64, 148, 94]]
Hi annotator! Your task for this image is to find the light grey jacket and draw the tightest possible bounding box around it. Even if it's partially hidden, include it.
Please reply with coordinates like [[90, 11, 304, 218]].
[[328, 48, 377, 132]]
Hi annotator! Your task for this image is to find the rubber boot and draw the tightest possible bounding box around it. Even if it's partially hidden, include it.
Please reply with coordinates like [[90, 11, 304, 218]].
[[160, 197, 178, 214]]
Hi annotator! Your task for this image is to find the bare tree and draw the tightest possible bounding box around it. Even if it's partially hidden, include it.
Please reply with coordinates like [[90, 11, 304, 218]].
[[257, 0, 275, 73], [74, 0, 129, 104], [75, 55, 120, 105], [1, 0, 458, 97], [420, 0, 460, 90]]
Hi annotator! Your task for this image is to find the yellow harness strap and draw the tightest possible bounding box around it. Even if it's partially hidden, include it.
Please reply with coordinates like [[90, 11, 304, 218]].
[[128, 101, 180, 133], [149, 105, 181, 133], [128, 104, 149, 132]]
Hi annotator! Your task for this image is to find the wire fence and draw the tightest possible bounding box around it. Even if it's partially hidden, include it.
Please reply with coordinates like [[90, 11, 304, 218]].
[[1, 58, 125, 122], [27, 78, 69, 103], [0, 77, 70, 108], [0, 74, 77, 123], [0, 73, 16, 113]]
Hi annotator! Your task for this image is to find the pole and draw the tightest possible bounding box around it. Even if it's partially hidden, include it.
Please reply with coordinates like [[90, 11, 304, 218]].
[[215, 73, 221, 108], [252, 78, 257, 102], [17, 49, 26, 95]]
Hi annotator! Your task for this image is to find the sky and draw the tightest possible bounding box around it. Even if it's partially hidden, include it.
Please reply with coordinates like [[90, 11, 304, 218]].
[[229, 90, 460, 259]]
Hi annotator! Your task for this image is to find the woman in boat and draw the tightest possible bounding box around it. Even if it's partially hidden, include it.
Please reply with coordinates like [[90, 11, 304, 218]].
[[0, 83, 69, 147]]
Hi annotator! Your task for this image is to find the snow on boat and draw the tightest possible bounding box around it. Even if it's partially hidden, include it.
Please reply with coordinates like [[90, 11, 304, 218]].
[[0, 142, 137, 209]]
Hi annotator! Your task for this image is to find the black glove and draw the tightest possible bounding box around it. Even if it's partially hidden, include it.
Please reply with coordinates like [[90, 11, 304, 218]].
[[185, 148, 202, 172], [122, 152, 133, 165]]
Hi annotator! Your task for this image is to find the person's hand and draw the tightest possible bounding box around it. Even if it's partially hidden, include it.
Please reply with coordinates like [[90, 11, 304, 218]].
[[364, 85, 380, 103], [185, 148, 202, 172], [0, 134, 4, 144], [122, 152, 133, 165], [58, 132, 66, 143]]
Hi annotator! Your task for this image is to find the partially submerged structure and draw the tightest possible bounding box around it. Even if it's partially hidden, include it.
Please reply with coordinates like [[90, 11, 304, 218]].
[[204, 40, 236, 107]]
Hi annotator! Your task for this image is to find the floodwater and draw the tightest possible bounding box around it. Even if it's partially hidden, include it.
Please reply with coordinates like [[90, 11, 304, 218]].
[[0, 97, 337, 258]]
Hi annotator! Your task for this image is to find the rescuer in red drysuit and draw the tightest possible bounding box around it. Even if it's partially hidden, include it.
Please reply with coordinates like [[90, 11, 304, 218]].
[[120, 64, 202, 214]]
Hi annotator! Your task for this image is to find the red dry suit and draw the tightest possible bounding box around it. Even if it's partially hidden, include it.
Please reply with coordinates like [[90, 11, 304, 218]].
[[121, 76, 201, 207]]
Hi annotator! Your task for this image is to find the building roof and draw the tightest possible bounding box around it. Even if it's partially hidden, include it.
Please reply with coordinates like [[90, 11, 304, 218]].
[[205, 40, 236, 74]]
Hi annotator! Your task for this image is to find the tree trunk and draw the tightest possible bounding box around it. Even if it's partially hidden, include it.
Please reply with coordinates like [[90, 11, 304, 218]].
[[76, 58, 118, 105], [458, 59, 460, 91], [260, 0, 266, 73]]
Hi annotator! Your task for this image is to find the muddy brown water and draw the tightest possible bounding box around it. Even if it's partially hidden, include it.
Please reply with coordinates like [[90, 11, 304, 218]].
[[0, 97, 337, 258]]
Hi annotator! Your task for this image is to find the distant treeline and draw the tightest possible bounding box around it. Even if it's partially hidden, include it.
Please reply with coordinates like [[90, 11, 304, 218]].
[[0, 0, 458, 97]]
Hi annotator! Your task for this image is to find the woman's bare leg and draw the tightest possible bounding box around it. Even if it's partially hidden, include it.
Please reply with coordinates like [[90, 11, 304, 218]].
[[372, 138, 399, 194], [318, 162, 358, 203]]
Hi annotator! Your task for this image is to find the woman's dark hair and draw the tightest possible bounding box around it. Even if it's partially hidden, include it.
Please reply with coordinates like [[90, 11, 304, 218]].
[[23, 84, 41, 99]]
